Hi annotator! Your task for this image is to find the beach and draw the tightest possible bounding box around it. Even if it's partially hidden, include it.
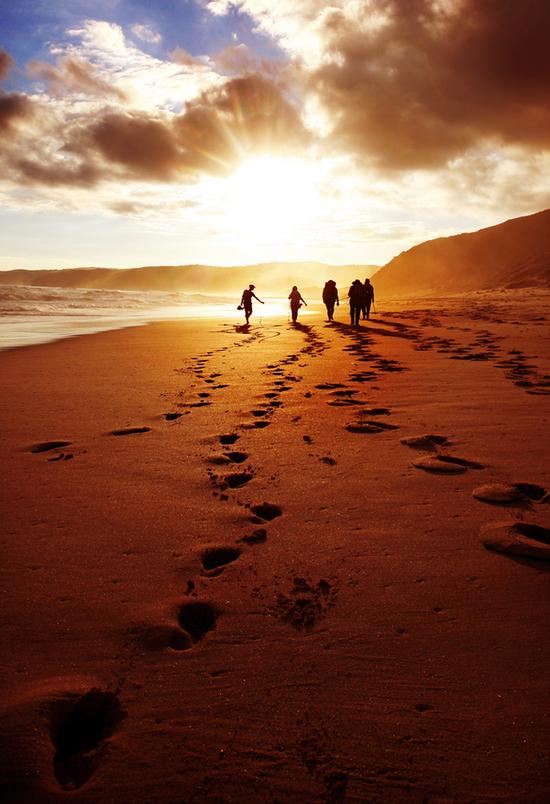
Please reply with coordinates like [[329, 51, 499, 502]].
[[1, 292, 549, 803]]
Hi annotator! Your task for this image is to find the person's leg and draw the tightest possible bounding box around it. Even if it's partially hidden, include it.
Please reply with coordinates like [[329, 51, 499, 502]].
[[291, 306, 298, 322], [245, 307, 251, 324], [366, 301, 371, 319]]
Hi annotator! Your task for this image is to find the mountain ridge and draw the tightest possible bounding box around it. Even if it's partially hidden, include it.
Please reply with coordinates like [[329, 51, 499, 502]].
[[373, 208, 550, 296], [0, 262, 379, 295]]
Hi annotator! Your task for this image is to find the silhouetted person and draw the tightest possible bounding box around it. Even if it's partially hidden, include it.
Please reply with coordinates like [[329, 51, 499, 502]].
[[348, 279, 363, 326], [362, 278, 375, 320], [288, 285, 307, 323], [322, 280, 339, 321], [239, 284, 264, 324]]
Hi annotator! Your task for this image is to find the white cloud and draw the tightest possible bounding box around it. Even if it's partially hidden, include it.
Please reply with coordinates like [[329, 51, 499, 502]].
[[130, 23, 162, 45], [63, 20, 220, 110]]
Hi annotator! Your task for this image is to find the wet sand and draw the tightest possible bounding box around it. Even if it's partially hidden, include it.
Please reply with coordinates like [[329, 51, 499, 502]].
[[1, 291, 549, 802]]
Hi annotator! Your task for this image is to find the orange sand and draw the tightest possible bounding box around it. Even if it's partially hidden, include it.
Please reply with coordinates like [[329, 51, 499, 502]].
[[1, 292, 549, 802]]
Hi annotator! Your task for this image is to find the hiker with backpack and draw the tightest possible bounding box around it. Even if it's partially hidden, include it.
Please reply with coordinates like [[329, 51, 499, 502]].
[[348, 279, 364, 326], [322, 280, 339, 321], [362, 278, 375, 320]]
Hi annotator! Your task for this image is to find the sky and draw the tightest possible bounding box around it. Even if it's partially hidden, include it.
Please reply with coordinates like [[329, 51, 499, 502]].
[[1, 0, 550, 269]]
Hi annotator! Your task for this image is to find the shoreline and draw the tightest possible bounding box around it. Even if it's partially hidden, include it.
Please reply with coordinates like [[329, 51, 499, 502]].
[[1, 299, 549, 802]]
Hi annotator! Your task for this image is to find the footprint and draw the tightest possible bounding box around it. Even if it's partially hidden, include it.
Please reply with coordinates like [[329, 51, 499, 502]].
[[28, 440, 72, 453], [110, 427, 151, 436], [240, 528, 267, 544], [363, 420, 399, 430], [273, 577, 335, 631], [481, 521, 550, 561], [51, 688, 124, 790], [208, 451, 249, 466], [135, 624, 191, 652], [401, 434, 448, 450], [219, 433, 239, 445], [177, 601, 218, 643], [346, 423, 384, 434], [224, 451, 248, 464], [472, 482, 547, 504], [164, 412, 182, 421], [250, 502, 282, 522], [251, 409, 269, 417], [200, 546, 241, 573], [224, 472, 254, 489], [346, 420, 399, 434], [413, 455, 484, 473]]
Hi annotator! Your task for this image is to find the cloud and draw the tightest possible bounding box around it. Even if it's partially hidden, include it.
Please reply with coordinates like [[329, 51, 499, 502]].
[[309, 0, 550, 169], [131, 24, 162, 45], [62, 20, 220, 110], [0, 93, 33, 135], [203, 0, 550, 170], [28, 56, 127, 100], [81, 74, 308, 181], [89, 112, 182, 180], [0, 49, 14, 81], [169, 47, 200, 67], [15, 158, 102, 187], [0, 69, 308, 189]]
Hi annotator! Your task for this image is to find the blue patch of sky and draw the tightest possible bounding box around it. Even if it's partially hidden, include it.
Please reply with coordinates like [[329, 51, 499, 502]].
[[1, 0, 285, 93]]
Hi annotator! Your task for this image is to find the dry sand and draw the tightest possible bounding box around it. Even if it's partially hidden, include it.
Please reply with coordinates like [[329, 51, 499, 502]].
[[1, 290, 549, 802]]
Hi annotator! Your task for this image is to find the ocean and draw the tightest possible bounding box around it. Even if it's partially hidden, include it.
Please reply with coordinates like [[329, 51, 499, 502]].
[[0, 285, 291, 349]]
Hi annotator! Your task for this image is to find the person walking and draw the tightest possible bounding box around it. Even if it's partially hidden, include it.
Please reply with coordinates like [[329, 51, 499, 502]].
[[362, 278, 375, 320], [322, 280, 339, 321], [348, 279, 363, 326], [288, 285, 307, 323], [239, 284, 264, 324]]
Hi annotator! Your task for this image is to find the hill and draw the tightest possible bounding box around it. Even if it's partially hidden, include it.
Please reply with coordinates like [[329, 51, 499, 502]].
[[0, 262, 378, 296], [373, 208, 550, 296]]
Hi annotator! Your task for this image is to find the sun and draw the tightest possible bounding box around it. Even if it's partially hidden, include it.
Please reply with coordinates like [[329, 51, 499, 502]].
[[218, 155, 325, 239]]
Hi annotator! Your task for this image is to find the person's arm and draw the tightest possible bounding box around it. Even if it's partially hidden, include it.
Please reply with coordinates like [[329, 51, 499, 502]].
[[253, 292, 264, 304], [336, 291, 339, 305], [300, 294, 307, 305]]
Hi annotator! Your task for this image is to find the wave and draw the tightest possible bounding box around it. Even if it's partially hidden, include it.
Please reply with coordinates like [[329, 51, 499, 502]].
[[0, 284, 232, 316]]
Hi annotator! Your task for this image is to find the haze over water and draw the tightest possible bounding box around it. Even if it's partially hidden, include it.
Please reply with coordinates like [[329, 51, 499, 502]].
[[0, 285, 292, 349]]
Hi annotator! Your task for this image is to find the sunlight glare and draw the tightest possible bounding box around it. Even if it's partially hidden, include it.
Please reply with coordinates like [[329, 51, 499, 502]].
[[220, 156, 324, 240]]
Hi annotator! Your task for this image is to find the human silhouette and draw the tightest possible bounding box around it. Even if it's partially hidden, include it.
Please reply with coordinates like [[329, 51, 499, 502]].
[[288, 285, 307, 323], [322, 280, 339, 321], [362, 278, 375, 320], [348, 279, 363, 326], [239, 284, 264, 324]]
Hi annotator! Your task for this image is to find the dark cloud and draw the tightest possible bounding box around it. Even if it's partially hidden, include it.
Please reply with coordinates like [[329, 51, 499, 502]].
[[2, 73, 307, 188], [15, 158, 101, 187], [173, 75, 308, 174], [73, 74, 308, 182], [89, 113, 182, 180], [0, 49, 13, 81], [0, 93, 32, 134], [310, 0, 550, 169], [28, 56, 127, 101]]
